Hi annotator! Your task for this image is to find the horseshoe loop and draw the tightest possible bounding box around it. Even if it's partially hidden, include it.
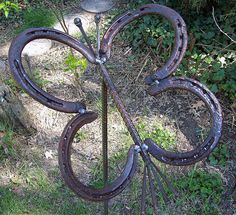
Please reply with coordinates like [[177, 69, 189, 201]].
[[58, 112, 138, 201], [100, 4, 188, 82], [8, 28, 96, 113], [145, 77, 223, 166]]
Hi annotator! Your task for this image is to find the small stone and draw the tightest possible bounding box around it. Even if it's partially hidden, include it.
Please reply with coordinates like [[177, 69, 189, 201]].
[[22, 39, 52, 56]]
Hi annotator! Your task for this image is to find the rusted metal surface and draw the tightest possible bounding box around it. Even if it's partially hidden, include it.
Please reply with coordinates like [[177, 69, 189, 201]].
[[100, 4, 188, 82], [8, 28, 95, 113], [8, 3, 223, 212], [58, 112, 138, 201], [146, 77, 223, 166]]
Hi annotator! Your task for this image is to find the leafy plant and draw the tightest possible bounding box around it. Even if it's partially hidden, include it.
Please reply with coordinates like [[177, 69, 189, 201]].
[[173, 168, 223, 214], [119, 15, 174, 62], [208, 143, 230, 166], [64, 52, 88, 80], [108, 1, 235, 102], [74, 131, 88, 142], [0, 1, 19, 18], [65, 53, 87, 72], [4, 77, 23, 93], [136, 121, 176, 150]]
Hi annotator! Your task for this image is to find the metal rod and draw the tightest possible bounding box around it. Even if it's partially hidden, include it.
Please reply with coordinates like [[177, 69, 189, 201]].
[[147, 165, 159, 214], [150, 160, 177, 195], [141, 165, 147, 214], [96, 13, 109, 215], [74, 17, 96, 55], [95, 14, 101, 57], [99, 64, 143, 147], [149, 163, 168, 203], [102, 79, 109, 215]]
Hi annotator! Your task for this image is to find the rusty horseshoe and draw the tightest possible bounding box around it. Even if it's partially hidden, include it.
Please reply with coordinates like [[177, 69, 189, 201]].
[[8, 3, 222, 209]]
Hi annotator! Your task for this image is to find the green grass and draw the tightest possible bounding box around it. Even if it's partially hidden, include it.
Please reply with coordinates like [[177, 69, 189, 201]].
[[0, 162, 93, 215], [17, 6, 56, 33], [0, 185, 89, 215], [0, 122, 16, 161], [0, 114, 228, 215]]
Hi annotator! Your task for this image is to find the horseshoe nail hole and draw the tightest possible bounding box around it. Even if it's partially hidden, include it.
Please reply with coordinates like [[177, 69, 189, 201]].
[[127, 12, 132, 16], [28, 31, 36, 35], [209, 137, 214, 145], [177, 23, 182, 28], [140, 7, 146, 11], [149, 88, 212, 153]]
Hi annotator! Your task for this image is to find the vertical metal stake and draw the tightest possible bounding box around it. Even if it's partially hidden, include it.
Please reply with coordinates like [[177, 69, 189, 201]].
[[102, 79, 108, 215], [95, 13, 109, 215]]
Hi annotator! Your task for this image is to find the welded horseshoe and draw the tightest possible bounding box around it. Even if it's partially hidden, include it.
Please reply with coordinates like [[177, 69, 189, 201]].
[[58, 112, 138, 201], [145, 77, 223, 166], [7, 2, 223, 207], [8, 28, 96, 113], [100, 4, 188, 82]]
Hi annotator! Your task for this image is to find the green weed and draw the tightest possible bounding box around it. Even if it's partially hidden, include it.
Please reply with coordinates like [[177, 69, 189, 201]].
[[136, 120, 176, 150], [172, 168, 223, 215], [119, 14, 174, 63], [74, 131, 88, 142], [208, 143, 230, 166], [4, 78, 23, 93], [64, 52, 88, 80], [107, 1, 236, 102]]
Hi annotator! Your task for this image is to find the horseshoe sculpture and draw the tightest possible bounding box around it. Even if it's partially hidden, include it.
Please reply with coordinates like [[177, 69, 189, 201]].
[[8, 4, 222, 214]]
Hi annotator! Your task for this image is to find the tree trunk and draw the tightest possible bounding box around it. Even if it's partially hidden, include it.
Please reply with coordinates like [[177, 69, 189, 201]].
[[0, 58, 35, 134]]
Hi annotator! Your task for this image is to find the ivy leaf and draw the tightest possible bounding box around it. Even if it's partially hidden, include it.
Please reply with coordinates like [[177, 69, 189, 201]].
[[204, 31, 215, 39], [213, 70, 225, 81], [9, 3, 19, 11], [4, 9, 9, 18], [211, 84, 218, 93], [0, 3, 5, 10]]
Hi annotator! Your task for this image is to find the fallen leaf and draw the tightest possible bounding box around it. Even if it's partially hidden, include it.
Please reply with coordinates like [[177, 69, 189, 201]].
[[192, 100, 205, 109], [45, 150, 53, 159]]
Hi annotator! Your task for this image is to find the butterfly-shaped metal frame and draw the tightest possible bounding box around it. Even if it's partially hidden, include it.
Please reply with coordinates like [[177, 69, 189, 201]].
[[8, 4, 222, 213]]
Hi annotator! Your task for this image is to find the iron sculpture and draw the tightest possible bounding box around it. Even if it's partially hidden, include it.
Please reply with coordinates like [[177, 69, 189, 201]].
[[8, 3, 222, 214]]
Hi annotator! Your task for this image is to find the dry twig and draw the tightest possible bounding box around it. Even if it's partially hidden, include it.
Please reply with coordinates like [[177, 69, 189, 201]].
[[212, 7, 236, 44]]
